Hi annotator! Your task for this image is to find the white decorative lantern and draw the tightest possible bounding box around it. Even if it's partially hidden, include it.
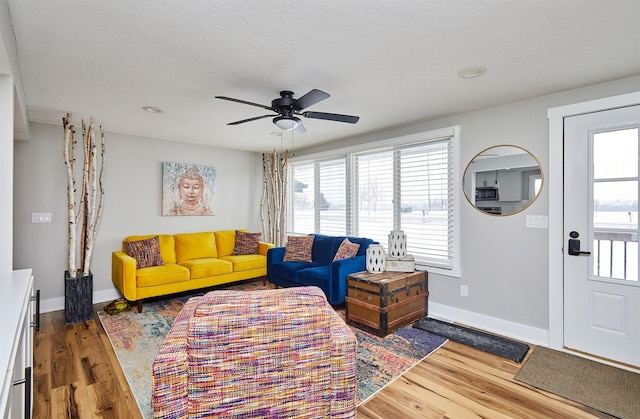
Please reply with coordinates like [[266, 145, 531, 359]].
[[388, 230, 407, 258], [366, 244, 386, 274]]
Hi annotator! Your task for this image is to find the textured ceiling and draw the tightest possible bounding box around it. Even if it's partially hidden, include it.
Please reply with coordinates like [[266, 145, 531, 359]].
[[7, 0, 640, 152]]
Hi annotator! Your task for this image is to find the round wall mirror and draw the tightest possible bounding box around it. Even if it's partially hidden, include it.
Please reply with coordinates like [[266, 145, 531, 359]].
[[463, 145, 543, 216]]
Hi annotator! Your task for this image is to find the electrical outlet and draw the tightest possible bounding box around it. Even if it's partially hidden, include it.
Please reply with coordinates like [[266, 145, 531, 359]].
[[460, 285, 469, 297]]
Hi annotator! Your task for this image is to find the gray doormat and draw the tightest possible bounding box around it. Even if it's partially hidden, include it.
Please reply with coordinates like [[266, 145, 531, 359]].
[[515, 347, 639, 418], [413, 317, 530, 362]]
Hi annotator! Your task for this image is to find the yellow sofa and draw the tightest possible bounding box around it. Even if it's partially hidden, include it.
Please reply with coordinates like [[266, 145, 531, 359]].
[[112, 230, 274, 312]]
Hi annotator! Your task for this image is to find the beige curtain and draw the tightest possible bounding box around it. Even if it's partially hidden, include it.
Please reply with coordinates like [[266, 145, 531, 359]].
[[261, 150, 288, 246]]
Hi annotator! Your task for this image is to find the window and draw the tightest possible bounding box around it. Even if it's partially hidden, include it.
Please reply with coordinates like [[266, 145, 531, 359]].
[[288, 127, 460, 275], [591, 127, 638, 281]]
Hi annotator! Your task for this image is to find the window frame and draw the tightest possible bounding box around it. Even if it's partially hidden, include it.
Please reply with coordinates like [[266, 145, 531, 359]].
[[287, 126, 461, 278]]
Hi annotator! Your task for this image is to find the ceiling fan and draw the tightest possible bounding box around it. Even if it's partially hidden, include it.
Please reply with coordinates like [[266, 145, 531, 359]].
[[215, 89, 359, 133]]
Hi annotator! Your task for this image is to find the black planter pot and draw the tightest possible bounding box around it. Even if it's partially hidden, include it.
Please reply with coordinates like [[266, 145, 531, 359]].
[[65, 270, 93, 323]]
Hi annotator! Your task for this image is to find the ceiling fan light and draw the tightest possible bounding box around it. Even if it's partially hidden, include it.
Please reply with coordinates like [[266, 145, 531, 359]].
[[274, 116, 300, 131]]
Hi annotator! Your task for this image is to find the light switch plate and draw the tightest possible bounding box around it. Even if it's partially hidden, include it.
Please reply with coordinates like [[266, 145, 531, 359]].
[[32, 213, 51, 223], [526, 215, 548, 229]]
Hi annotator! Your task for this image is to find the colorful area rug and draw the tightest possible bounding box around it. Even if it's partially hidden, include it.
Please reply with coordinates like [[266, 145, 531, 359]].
[[98, 280, 447, 418]]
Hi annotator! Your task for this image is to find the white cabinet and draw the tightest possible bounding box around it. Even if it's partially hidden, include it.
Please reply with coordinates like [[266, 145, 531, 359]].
[[476, 171, 498, 188], [498, 171, 523, 201], [0, 269, 37, 419]]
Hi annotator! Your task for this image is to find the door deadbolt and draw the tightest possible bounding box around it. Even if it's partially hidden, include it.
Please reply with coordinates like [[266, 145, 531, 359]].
[[568, 231, 591, 256]]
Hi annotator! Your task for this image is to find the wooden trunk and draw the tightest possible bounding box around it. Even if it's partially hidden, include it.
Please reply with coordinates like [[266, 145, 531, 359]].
[[346, 270, 428, 337]]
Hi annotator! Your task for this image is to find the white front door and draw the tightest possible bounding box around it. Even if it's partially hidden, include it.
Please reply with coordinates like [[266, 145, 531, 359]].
[[563, 105, 640, 368]]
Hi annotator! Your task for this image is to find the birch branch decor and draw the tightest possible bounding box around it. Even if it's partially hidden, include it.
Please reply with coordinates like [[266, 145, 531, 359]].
[[261, 149, 288, 246], [63, 113, 106, 278]]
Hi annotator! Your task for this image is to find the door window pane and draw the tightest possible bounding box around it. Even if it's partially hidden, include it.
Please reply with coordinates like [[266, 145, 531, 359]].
[[593, 181, 638, 230], [593, 128, 638, 179], [591, 127, 639, 282]]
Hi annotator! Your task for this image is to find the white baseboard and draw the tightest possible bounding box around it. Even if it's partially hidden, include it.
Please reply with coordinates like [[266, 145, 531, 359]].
[[428, 302, 549, 347], [41, 291, 549, 347], [40, 288, 122, 313]]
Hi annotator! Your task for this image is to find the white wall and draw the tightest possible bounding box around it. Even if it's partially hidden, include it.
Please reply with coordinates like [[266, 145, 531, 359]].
[[0, 74, 12, 272], [294, 76, 640, 344], [1, 0, 28, 141], [13, 122, 264, 311], [1, 0, 17, 272]]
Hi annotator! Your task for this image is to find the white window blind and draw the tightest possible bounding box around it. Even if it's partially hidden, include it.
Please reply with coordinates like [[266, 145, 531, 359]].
[[317, 158, 346, 235], [355, 150, 395, 243], [288, 132, 455, 270], [396, 140, 453, 269]]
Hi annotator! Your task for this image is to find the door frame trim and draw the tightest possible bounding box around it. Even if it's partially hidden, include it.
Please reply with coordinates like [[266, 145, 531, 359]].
[[547, 92, 640, 350]]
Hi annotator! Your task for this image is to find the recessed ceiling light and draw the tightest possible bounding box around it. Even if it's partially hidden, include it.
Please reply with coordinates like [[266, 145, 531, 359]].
[[142, 106, 163, 113], [458, 66, 487, 79]]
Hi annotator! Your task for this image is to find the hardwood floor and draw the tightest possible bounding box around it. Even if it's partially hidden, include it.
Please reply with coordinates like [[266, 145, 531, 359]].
[[357, 340, 612, 418], [34, 305, 611, 419], [34, 306, 143, 419]]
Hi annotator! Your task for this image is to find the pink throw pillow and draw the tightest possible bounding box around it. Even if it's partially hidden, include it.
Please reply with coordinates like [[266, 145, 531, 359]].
[[283, 235, 314, 262], [333, 238, 360, 261]]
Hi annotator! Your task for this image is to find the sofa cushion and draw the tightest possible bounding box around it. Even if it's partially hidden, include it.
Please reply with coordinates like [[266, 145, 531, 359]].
[[232, 231, 262, 255], [174, 232, 217, 262], [283, 235, 314, 262], [220, 254, 267, 272], [124, 236, 164, 268], [311, 235, 341, 265], [213, 229, 238, 257], [136, 263, 190, 287], [333, 238, 360, 261], [270, 261, 323, 282], [179, 258, 233, 279], [296, 266, 332, 293]]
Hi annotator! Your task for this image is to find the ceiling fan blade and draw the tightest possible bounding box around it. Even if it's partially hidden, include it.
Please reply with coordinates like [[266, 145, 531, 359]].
[[293, 121, 307, 134], [294, 89, 330, 110], [227, 114, 275, 125], [215, 96, 274, 111], [303, 111, 359, 124]]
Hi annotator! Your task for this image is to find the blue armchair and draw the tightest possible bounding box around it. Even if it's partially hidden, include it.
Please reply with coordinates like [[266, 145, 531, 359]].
[[267, 234, 376, 305]]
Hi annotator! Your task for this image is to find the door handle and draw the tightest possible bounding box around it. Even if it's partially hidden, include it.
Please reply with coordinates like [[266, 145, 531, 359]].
[[568, 231, 591, 256]]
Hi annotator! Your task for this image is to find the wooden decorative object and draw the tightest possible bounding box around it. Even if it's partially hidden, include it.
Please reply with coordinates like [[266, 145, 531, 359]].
[[261, 149, 288, 246], [346, 270, 428, 336], [63, 114, 105, 323], [63, 113, 105, 278]]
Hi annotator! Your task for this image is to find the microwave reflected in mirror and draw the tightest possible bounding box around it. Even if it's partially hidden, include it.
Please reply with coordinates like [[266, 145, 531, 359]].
[[463, 145, 543, 216], [478, 206, 502, 215]]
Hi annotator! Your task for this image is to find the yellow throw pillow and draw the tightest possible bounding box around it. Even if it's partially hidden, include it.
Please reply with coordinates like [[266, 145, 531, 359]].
[[174, 232, 217, 262], [214, 230, 238, 257]]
